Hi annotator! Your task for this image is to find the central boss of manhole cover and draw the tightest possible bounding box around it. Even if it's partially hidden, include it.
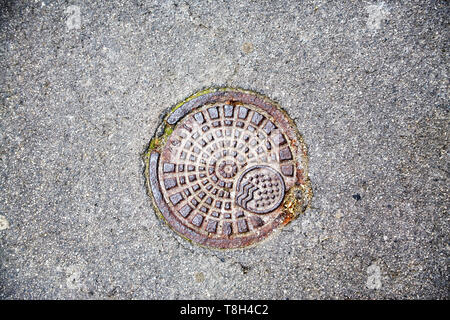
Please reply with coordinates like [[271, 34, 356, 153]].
[[144, 88, 311, 249]]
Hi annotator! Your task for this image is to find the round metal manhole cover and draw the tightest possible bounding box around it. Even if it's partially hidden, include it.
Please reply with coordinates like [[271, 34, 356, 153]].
[[145, 88, 311, 249]]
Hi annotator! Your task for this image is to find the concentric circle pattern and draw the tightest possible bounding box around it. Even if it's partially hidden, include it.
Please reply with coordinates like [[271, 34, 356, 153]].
[[147, 89, 310, 249]]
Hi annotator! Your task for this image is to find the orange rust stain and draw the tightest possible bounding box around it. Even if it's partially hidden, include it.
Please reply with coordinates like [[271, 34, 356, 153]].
[[296, 169, 306, 185], [282, 211, 295, 225], [228, 100, 243, 107], [290, 138, 298, 147], [281, 193, 297, 225]]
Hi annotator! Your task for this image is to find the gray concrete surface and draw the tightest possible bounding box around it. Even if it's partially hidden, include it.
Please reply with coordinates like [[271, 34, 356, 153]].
[[0, 0, 448, 299]]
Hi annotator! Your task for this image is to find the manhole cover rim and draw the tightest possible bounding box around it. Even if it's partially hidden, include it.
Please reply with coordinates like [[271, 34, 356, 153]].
[[144, 87, 312, 249]]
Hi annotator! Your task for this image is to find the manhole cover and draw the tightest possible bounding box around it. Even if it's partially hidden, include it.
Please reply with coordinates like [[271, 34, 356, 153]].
[[145, 88, 311, 249]]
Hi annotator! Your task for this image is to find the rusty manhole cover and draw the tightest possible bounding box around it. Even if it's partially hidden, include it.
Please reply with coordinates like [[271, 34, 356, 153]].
[[145, 88, 311, 249]]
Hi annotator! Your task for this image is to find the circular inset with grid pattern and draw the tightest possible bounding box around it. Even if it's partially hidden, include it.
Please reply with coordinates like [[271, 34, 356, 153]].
[[146, 89, 311, 249]]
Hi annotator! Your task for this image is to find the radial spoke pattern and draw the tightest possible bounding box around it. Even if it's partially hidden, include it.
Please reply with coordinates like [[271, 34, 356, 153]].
[[148, 89, 309, 249], [158, 103, 295, 238]]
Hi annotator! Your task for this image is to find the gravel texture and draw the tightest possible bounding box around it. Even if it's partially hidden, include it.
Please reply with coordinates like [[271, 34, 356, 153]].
[[0, 0, 448, 299]]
